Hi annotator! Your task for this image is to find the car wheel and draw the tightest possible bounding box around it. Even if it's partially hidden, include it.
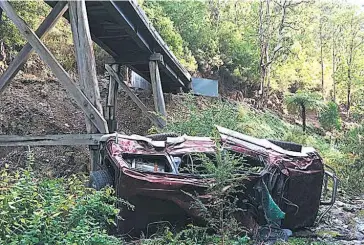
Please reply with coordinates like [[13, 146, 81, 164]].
[[89, 170, 113, 190], [146, 132, 179, 141]]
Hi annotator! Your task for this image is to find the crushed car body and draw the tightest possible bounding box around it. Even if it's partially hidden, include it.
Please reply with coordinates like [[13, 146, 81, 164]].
[[93, 126, 338, 236]]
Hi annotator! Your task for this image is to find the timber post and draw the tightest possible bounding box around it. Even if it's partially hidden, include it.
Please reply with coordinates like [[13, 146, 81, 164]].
[[149, 53, 166, 127], [69, 0, 108, 171], [105, 64, 164, 128], [105, 64, 119, 132]]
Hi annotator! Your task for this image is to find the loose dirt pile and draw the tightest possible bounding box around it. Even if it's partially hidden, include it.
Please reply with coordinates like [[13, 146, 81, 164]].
[[0, 75, 154, 177]]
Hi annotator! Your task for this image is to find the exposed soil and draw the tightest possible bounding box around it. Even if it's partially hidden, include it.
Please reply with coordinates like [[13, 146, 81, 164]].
[[0, 75, 155, 177]]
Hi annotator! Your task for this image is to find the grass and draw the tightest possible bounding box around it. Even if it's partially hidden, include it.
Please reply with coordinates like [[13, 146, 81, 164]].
[[163, 95, 364, 195], [277, 238, 330, 245]]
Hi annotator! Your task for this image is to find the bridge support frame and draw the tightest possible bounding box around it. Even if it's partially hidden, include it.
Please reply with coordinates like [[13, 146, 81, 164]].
[[105, 64, 120, 132], [149, 53, 167, 127], [0, 0, 108, 171], [69, 0, 108, 171], [105, 64, 164, 128]]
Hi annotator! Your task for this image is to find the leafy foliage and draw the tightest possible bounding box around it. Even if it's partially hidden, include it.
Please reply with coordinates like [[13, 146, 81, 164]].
[[319, 101, 341, 132], [139, 225, 249, 245], [185, 151, 248, 243], [142, 2, 197, 71], [0, 162, 123, 244], [285, 91, 323, 114], [0, 1, 49, 52], [285, 91, 324, 132]]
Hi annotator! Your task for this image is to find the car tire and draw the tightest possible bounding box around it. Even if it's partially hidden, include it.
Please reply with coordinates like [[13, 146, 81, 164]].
[[146, 132, 179, 141], [89, 170, 114, 190], [268, 139, 302, 152]]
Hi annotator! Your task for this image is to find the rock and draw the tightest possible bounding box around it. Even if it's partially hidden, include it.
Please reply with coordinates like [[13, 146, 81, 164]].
[[343, 206, 356, 213], [337, 201, 345, 207]]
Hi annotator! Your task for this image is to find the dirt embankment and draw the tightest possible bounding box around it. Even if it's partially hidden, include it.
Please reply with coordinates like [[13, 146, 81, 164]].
[[0, 75, 155, 177]]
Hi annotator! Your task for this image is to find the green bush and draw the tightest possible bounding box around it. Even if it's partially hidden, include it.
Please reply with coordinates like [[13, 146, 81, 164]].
[[336, 126, 364, 194], [139, 225, 249, 245], [0, 164, 123, 244], [319, 101, 341, 132], [165, 95, 240, 137]]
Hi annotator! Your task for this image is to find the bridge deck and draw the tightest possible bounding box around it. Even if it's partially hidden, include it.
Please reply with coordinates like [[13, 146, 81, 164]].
[[47, 0, 191, 92]]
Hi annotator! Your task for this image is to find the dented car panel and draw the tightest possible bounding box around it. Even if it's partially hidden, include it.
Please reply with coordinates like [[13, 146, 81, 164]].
[[101, 126, 335, 233]]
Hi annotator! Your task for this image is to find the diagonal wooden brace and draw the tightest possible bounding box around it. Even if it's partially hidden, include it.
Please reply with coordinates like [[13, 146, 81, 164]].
[[105, 64, 164, 128], [0, 1, 68, 94], [0, 0, 108, 133]]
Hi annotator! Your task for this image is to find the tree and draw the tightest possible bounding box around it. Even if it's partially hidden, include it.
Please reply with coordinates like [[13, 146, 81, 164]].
[[258, 0, 309, 101], [319, 101, 341, 132], [285, 91, 323, 132], [328, 2, 344, 103], [337, 6, 364, 113]]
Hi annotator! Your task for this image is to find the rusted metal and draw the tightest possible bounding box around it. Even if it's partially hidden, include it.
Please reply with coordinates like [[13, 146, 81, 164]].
[[98, 126, 337, 235]]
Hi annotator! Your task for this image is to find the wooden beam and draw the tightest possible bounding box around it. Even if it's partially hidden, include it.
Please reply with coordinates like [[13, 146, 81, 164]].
[[0, 1, 108, 134], [0, 1, 68, 94], [0, 134, 103, 147], [69, 0, 107, 133], [105, 64, 119, 132], [105, 64, 164, 128], [69, 0, 108, 172], [149, 55, 166, 127]]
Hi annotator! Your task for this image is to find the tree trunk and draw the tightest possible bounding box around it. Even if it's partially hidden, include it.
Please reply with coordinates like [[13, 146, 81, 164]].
[[0, 40, 5, 62], [332, 35, 336, 102], [301, 103, 306, 132], [347, 64, 352, 113], [266, 62, 271, 98], [347, 80, 351, 112], [320, 26, 324, 96]]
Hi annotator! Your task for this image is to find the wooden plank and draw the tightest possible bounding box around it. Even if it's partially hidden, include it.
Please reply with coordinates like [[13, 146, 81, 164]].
[[149, 58, 166, 126], [0, 134, 103, 146], [0, 1, 108, 134], [105, 64, 164, 128], [0, 1, 68, 94]]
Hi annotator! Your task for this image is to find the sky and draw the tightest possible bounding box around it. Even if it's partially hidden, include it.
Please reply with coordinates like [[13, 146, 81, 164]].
[[347, 0, 364, 6]]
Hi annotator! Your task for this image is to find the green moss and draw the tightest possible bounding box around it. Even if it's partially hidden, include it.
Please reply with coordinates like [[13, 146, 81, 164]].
[[276, 238, 330, 245], [316, 230, 342, 238]]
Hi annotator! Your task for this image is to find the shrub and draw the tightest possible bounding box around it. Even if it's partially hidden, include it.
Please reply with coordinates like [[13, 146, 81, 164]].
[[187, 151, 247, 242], [336, 126, 364, 194], [319, 101, 341, 132], [139, 225, 249, 245], [165, 95, 240, 137], [0, 163, 123, 244]]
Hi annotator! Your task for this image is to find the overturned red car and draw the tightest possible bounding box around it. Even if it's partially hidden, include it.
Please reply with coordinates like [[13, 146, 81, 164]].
[[90, 126, 338, 236]]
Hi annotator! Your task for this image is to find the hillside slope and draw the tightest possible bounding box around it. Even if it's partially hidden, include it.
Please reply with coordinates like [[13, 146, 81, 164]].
[[0, 76, 153, 176]]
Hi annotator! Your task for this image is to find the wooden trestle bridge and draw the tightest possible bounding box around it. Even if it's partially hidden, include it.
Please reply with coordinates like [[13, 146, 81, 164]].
[[0, 0, 192, 170]]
